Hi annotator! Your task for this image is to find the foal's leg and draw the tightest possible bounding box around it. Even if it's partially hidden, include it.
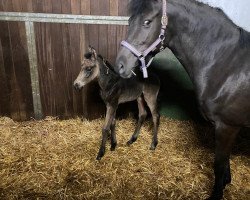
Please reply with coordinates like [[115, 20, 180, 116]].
[[127, 96, 147, 146], [208, 122, 239, 200], [110, 116, 117, 151], [144, 93, 160, 150], [96, 104, 117, 160]]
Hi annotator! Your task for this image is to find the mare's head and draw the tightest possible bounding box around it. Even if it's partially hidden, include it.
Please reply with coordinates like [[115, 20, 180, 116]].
[[115, 0, 163, 78], [73, 46, 99, 91]]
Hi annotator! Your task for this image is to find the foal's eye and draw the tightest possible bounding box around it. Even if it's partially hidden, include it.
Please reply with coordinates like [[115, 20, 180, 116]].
[[85, 67, 92, 72], [143, 20, 152, 27]]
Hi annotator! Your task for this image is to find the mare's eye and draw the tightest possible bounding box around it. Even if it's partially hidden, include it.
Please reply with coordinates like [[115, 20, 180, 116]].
[[143, 20, 152, 27]]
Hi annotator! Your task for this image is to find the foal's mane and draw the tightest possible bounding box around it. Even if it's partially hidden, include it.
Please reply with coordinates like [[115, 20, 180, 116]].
[[84, 52, 92, 59]]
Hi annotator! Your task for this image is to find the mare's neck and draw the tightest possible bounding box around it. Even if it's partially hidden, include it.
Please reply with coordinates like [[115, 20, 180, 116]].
[[166, 0, 239, 81]]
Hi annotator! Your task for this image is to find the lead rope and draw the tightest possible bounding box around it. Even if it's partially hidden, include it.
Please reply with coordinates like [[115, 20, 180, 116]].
[[121, 0, 168, 78]]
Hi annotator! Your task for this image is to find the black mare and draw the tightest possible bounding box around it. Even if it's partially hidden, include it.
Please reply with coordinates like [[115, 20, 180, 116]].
[[114, 0, 250, 199], [74, 47, 160, 160]]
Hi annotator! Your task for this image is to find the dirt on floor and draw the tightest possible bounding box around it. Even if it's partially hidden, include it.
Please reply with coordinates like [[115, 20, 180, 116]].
[[0, 116, 249, 200]]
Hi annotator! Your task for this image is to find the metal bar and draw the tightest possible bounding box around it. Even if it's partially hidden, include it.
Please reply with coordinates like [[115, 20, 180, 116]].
[[25, 21, 43, 119], [0, 12, 129, 25]]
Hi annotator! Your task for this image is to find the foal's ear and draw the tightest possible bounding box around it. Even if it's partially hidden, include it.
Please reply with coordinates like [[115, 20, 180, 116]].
[[88, 45, 97, 60]]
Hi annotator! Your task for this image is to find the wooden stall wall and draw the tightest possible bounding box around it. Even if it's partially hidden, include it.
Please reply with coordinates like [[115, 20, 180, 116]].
[[0, 0, 34, 121], [0, 0, 129, 121]]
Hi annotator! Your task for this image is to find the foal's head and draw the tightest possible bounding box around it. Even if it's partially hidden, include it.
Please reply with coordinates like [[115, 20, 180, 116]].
[[74, 47, 99, 91]]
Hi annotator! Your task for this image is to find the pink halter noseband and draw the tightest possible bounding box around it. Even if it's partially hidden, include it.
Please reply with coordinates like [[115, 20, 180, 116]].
[[121, 0, 168, 78]]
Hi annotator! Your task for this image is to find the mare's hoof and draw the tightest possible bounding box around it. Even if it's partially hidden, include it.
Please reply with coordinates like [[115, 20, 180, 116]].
[[223, 172, 231, 187], [206, 190, 223, 200]]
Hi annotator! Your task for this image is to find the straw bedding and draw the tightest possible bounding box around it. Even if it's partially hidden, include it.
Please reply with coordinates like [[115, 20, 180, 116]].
[[0, 116, 249, 200]]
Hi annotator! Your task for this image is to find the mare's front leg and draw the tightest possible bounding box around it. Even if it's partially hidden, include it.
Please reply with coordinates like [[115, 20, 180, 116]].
[[127, 96, 147, 146], [208, 122, 239, 200], [96, 103, 117, 160]]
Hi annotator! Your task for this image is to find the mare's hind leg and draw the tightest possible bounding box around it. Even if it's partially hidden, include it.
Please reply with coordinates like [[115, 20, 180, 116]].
[[127, 96, 147, 146], [110, 117, 117, 151], [96, 104, 117, 160], [144, 93, 160, 150], [208, 122, 239, 200]]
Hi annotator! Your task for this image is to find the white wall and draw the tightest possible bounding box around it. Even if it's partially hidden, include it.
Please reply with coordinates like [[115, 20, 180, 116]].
[[198, 0, 250, 31]]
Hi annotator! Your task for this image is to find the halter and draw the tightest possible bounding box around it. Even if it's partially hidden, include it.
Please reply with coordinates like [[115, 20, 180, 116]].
[[121, 0, 168, 78]]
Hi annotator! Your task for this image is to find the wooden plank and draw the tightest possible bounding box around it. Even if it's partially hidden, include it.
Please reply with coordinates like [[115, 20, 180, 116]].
[[33, 0, 53, 116], [107, 25, 117, 65], [61, 0, 74, 117], [110, 0, 118, 16], [70, 0, 84, 116], [0, 33, 10, 116], [11, 0, 22, 12], [21, 0, 33, 12], [9, 0, 34, 120], [1, 1, 32, 121], [80, 0, 90, 15], [32, 0, 43, 13], [118, 0, 129, 16], [61, 0, 71, 14], [98, 0, 109, 58], [50, 0, 70, 118], [44, 0, 53, 13], [1, 0, 13, 12], [89, 0, 99, 50], [0, 22, 13, 117], [0, 0, 4, 11], [69, 23, 84, 117], [71, 0, 81, 15], [79, 1, 90, 118]]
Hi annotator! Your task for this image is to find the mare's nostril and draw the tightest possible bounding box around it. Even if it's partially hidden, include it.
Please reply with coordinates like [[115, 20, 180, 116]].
[[118, 63, 125, 73]]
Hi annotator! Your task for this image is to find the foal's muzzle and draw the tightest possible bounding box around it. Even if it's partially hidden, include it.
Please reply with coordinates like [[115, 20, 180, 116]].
[[73, 83, 82, 92]]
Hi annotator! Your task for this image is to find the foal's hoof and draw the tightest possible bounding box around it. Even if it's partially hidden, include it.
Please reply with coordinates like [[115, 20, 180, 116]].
[[127, 140, 133, 146], [149, 146, 156, 150], [96, 150, 105, 160], [96, 155, 102, 160], [150, 141, 158, 150], [110, 143, 117, 151], [127, 137, 137, 146]]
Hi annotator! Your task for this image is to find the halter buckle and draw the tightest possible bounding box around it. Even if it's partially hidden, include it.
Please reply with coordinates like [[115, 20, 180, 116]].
[[161, 15, 168, 26]]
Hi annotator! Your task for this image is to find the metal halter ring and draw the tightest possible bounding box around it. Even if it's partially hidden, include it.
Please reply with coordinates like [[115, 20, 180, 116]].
[[161, 15, 168, 26]]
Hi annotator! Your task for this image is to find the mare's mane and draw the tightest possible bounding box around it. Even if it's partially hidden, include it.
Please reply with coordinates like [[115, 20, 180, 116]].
[[129, 0, 250, 48]]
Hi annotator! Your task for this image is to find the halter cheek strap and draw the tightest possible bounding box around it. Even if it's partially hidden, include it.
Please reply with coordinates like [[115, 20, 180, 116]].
[[121, 0, 168, 78]]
